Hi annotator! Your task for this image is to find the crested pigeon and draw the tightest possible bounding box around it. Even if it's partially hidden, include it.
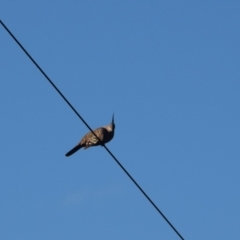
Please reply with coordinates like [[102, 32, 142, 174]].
[[65, 114, 115, 157]]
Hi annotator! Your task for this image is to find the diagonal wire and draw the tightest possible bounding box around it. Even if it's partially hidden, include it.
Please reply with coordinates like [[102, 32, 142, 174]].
[[0, 19, 184, 240]]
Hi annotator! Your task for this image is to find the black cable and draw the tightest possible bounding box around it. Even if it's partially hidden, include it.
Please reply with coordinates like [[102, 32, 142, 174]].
[[0, 20, 184, 240]]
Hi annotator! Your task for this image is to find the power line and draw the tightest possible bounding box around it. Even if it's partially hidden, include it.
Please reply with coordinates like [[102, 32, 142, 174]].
[[0, 19, 184, 240]]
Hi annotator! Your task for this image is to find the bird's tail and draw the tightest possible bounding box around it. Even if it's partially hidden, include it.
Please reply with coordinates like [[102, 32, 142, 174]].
[[65, 144, 82, 157]]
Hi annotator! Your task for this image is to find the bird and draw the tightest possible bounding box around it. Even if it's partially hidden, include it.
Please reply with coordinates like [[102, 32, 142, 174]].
[[65, 114, 115, 157]]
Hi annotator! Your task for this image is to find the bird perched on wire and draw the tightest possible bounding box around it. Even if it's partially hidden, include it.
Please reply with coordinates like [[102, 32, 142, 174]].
[[65, 114, 115, 157]]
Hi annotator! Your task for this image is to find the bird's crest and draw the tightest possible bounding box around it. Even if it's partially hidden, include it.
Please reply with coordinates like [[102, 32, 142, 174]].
[[111, 113, 115, 130]]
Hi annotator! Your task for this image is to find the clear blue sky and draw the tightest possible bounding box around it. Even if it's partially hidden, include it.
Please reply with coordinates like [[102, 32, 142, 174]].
[[1, 1, 240, 239]]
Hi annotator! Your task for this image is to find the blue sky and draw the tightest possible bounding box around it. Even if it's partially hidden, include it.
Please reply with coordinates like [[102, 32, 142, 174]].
[[1, 1, 240, 239]]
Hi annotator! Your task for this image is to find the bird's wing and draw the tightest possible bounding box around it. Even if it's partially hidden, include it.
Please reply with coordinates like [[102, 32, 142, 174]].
[[81, 128, 105, 147]]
